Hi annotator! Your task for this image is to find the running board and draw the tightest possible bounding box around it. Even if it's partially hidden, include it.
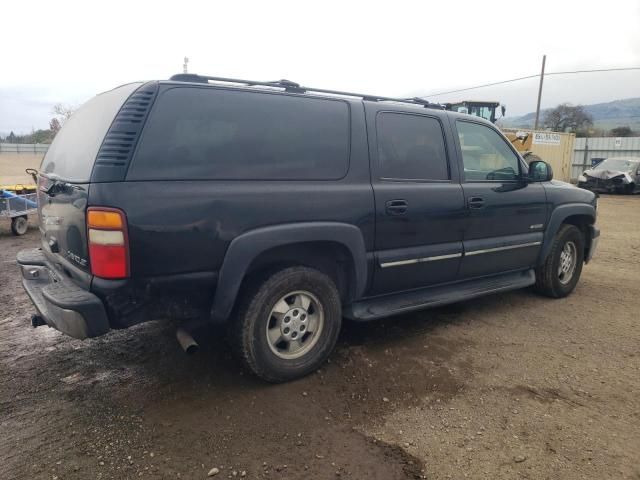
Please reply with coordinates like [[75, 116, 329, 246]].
[[346, 269, 535, 321]]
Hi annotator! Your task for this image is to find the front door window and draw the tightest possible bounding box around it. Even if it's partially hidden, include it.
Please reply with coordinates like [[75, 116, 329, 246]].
[[456, 121, 521, 182]]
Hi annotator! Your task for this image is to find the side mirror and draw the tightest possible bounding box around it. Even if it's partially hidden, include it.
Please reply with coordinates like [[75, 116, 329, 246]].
[[528, 160, 553, 182], [501, 105, 506, 117]]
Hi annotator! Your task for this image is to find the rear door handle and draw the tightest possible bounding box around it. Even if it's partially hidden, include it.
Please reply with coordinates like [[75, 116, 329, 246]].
[[468, 196, 485, 209], [385, 199, 408, 216]]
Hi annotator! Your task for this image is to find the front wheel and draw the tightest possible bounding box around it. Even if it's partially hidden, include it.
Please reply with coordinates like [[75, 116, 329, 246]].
[[534, 224, 584, 298], [229, 266, 342, 382]]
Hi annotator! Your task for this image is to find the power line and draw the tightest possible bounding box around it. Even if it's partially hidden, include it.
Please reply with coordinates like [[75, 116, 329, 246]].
[[421, 66, 640, 98], [548, 66, 640, 75]]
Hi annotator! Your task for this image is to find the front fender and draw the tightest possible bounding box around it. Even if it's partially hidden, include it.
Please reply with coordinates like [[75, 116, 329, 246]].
[[538, 203, 596, 263], [210, 222, 368, 323]]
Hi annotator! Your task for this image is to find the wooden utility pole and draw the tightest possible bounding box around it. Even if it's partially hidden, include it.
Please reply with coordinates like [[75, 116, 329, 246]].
[[533, 54, 546, 130]]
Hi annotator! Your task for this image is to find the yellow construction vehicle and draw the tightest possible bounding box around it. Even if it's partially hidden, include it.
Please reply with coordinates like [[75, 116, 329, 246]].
[[444, 100, 542, 163]]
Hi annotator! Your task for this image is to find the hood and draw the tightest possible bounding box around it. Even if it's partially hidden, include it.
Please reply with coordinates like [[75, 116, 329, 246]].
[[583, 169, 629, 180], [549, 179, 573, 188]]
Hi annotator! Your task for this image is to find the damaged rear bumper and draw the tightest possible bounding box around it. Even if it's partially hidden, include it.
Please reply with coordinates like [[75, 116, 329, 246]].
[[17, 248, 110, 339]]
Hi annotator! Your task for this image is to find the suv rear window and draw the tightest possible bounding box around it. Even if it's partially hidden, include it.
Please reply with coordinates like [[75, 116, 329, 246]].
[[376, 112, 449, 181], [40, 83, 142, 182], [128, 87, 350, 181]]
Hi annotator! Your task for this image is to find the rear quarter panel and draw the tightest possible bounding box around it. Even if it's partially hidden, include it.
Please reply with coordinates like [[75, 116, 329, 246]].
[[88, 180, 374, 278]]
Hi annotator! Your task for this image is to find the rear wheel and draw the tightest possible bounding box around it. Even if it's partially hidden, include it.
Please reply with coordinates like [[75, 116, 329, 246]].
[[11, 216, 28, 236], [534, 224, 584, 298], [229, 266, 342, 382]]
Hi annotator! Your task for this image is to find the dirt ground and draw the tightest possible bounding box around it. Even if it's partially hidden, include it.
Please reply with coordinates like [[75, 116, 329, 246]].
[[0, 196, 638, 480], [0, 153, 43, 185]]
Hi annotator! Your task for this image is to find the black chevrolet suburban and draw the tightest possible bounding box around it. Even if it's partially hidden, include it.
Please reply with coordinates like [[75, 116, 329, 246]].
[[18, 74, 600, 382]]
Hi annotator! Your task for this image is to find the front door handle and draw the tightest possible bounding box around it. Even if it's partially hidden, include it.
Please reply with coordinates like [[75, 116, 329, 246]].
[[385, 199, 408, 216], [468, 196, 485, 209]]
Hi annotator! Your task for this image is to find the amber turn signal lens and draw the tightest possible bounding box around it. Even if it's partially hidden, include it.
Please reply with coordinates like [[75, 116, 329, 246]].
[[87, 210, 123, 229]]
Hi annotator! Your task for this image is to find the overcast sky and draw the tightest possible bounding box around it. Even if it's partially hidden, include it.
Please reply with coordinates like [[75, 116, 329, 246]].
[[1, 0, 639, 133]]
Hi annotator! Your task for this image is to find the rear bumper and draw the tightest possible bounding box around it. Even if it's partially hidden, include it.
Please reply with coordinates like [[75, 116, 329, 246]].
[[17, 248, 110, 339], [586, 225, 600, 263]]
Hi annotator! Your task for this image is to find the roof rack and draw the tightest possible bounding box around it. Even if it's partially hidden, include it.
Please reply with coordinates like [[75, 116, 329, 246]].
[[169, 73, 444, 110]]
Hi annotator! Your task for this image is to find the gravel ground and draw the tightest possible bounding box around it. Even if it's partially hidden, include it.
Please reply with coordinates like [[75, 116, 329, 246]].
[[0, 196, 638, 480]]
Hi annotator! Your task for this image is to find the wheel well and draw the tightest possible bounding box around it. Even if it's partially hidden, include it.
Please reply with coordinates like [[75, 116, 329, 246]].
[[242, 241, 355, 303], [562, 214, 594, 259]]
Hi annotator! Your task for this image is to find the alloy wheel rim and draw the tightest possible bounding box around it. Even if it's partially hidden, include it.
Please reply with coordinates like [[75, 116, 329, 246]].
[[558, 240, 577, 285], [266, 290, 324, 360]]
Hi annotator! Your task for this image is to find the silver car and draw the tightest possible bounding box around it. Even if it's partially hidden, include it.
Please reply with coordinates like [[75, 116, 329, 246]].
[[578, 157, 640, 194]]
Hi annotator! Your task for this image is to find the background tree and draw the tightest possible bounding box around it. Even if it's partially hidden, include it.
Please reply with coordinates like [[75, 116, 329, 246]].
[[610, 126, 632, 137], [28, 129, 55, 144], [52, 103, 76, 123], [44, 103, 76, 141], [49, 118, 62, 135], [0, 104, 73, 144], [543, 104, 593, 133]]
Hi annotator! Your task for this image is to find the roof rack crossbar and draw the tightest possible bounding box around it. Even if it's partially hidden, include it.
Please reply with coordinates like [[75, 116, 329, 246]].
[[169, 73, 444, 109]]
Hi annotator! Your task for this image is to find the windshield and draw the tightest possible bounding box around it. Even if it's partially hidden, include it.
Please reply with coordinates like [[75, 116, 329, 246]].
[[594, 158, 639, 172]]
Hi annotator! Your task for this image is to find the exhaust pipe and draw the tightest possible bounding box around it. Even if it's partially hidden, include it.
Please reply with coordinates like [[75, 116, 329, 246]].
[[31, 315, 46, 328], [176, 327, 199, 354]]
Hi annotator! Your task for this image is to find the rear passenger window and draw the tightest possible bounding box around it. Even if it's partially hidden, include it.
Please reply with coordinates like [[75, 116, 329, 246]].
[[376, 112, 449, 181], [128, 87, 350, 180]]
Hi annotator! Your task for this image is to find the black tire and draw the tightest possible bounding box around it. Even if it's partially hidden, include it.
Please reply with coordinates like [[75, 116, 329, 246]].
[[229, 266, 342, 383], [534, 224, 584, 298], [11, 216, 28, 236]]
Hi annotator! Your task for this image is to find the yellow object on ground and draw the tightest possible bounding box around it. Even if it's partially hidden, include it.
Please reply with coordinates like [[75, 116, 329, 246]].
[[0, 184, 37, 194]]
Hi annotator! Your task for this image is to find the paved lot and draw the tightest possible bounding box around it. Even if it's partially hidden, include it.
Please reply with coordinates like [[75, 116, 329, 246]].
[[0, 196, 638, 480]]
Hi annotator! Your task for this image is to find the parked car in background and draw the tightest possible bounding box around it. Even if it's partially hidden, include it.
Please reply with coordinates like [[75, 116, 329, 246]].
[[18, 74, 599, 382], [578, 157, 640, 194]]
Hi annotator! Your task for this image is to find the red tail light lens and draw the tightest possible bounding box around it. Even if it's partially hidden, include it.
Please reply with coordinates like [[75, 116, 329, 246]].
[[87, 207, 129, 279]]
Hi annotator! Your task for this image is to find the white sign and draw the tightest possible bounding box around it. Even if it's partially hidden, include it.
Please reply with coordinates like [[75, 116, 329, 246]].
[[532, 132, 561, 146], [615, 137, 622, 148]]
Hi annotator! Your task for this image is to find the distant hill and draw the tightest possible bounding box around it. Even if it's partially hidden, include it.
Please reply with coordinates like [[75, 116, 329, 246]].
[[501, 97, 640, 131]]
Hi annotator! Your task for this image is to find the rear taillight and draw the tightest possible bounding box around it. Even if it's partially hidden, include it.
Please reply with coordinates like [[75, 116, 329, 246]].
[[87, 207, 129, 279]]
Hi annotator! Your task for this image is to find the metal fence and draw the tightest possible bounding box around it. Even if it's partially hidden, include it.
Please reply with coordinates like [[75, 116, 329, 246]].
[[0, 143, 49, 154], [572, 137, 640, 180]]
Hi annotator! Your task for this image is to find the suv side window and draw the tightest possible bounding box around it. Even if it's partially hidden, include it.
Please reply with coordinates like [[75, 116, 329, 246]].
[[376, 112, 449, 181], [128, 87, 350, 181], [456, 121, 521, 181]]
